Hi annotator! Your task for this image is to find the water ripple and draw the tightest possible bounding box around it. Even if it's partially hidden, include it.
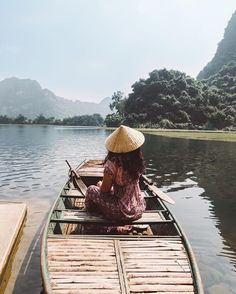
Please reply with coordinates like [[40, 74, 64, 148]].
[[1, 125, 236, 294]]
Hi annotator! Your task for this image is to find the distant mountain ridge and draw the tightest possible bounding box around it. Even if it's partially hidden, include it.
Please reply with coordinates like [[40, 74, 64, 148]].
[[0, 77, 111, 118], [197, 10, 236, 80]]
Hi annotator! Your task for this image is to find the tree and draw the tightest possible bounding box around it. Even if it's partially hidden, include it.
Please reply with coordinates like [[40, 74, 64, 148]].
[[33, 114, 50, 124], [0, 115, 12, 124], [105, 67, 236, 130], [109, 91, 126, 116], [14, 114, 27, 124], [62, 114, 104, 126], [104, 114, 123, 127]]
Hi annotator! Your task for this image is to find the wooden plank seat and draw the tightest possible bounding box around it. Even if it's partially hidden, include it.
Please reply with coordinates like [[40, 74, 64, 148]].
[[76, 163, 104, 177], [61, 192, 84, 199], [50, 210, 172, 225], [61, 189, 155, 199], [62, 189, 83, 197], [78, 170, 104, 177]]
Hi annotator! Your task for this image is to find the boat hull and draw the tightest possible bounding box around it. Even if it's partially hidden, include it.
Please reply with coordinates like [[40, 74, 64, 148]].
[[41, 160, 203, 293]]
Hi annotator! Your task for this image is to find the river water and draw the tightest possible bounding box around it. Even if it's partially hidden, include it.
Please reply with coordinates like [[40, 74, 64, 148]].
[[0, 125, 236, 294]]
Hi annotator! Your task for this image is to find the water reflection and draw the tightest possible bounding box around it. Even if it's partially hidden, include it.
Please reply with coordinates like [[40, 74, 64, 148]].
[[0, 126, 236, 293], [143, 135, 236, 293]]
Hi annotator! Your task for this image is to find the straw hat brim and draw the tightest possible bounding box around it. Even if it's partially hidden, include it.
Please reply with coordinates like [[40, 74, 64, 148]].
[[105, 125, 145, 153]]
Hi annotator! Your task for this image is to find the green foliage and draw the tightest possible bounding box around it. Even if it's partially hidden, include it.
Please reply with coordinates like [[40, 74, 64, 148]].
[[34, 114, 53, 124], [109, 91, 126, 116], [62, 114, 104, 126], [0, 114, 28, 124], [0, 115, 13, 124], [104, 114, 123, 127], [105, 67, 236, 130], [0, 114, 104, 126], [14, 114, 27, 124], [203, 62, 236, 95], [104, 10, 236, 130], [159, 119, 176, 129], [124, 69, 217, 128], [105, 91, 127, 127]]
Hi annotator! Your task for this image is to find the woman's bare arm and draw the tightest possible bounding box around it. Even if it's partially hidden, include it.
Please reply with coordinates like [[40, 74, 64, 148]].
[[97, 173, 113, 193]]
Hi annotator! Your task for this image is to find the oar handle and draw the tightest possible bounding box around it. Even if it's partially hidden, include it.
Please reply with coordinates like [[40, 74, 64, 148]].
[[65, 160, 80, 179]]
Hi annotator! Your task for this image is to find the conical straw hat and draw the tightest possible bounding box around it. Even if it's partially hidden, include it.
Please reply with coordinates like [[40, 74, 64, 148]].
[[105, 125, 145, 153]]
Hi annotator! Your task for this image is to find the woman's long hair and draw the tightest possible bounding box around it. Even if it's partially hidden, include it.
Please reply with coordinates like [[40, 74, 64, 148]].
[[104, 148, 145, 180]]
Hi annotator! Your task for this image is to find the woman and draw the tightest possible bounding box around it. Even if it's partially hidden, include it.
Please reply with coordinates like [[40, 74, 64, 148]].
[[85, 125, 146, 222]]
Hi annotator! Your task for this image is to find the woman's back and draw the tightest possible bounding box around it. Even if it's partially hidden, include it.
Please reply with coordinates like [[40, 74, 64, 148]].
[[85, 125, 146, 221], [104, 159, 146, 220]]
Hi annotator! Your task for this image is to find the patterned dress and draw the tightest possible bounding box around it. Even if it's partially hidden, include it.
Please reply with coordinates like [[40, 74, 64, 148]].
[[85, 159, 146, 221]]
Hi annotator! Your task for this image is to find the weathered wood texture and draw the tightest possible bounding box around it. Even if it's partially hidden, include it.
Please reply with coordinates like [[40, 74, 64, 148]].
[[47, 236, 195, 293], [77, 160, 104, 177], [61, 210, 163, 224], [42, 160, 200, 293]]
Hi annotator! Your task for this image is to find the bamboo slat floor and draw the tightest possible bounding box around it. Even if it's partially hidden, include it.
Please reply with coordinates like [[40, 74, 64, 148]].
[[47, 236, 194, 294]]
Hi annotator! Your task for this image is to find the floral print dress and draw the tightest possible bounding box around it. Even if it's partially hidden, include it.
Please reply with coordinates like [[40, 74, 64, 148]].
[[85, 159, 146, 221]]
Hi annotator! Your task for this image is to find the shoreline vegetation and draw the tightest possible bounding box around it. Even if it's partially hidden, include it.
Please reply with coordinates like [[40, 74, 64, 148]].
[[3, 123, 235, 142], [105, 127, 236, 142], [0, 113, 104, 126], [105, 65, 236, 131], [139, 128, 236, 142]]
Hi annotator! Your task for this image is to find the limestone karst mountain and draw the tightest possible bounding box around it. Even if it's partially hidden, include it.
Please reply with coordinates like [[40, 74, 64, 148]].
[[0, 77, 111, 118], [197, 10, 236, 80]]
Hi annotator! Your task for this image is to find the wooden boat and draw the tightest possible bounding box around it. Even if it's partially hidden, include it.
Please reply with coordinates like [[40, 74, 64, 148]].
[[41, 160, 203, 294]]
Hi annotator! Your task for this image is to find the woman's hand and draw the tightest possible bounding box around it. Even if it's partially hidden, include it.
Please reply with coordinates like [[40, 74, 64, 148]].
[[96, 181, 102, 187]]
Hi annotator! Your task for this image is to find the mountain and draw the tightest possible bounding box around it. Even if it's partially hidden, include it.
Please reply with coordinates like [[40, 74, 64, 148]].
[[197, 10, 236, 80], [0, 77, 111, 118]]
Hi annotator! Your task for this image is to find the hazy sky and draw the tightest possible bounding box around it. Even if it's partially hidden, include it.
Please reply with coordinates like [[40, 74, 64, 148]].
[[0, 0, 235, 102]]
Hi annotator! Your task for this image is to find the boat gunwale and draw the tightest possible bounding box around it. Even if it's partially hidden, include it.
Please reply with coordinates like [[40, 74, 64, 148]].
[[40, 160, 87, 294], [160, 201, 204, 294]]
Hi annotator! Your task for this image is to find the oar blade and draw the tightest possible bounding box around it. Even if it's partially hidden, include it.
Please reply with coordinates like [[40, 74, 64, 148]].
[[141, 174, 175, 205], [149, 185, 175, 205]]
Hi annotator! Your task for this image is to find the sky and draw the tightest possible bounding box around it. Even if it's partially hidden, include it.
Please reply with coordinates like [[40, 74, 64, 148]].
[[0, 0, 235, 102]]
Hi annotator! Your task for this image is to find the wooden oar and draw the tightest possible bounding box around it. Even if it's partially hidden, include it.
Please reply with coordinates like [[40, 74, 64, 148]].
[[141, 175, 175, 205], [65, 160, 81, 179], [65, 160, 87, 195]]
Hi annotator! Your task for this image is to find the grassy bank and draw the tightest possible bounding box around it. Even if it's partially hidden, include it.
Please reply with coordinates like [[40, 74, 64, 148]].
[[139, 129, 236, 142]]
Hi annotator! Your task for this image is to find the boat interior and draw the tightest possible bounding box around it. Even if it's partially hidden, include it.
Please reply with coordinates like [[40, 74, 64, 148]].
[[42, 160, 201, 294], [48, 160, 179, 237]]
